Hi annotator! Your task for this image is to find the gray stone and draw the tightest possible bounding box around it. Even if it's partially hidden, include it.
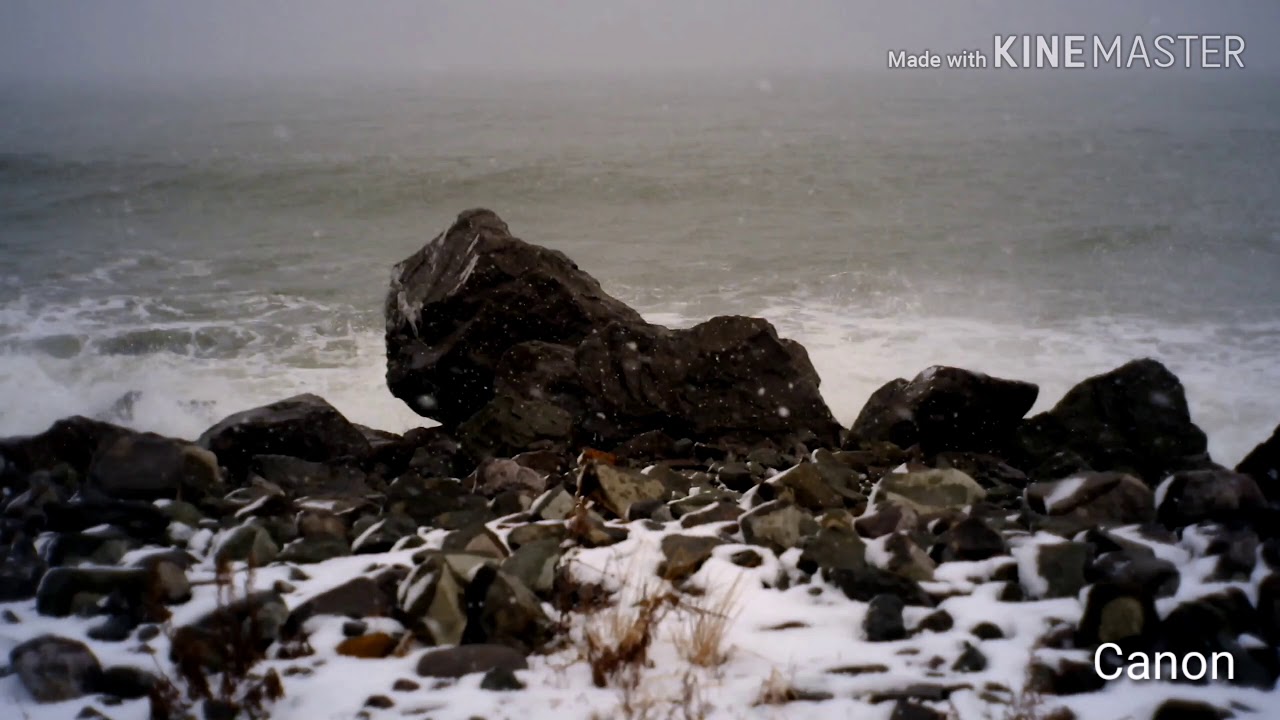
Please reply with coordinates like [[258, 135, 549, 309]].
[[798, 526, 867, 574], [864, 594, 906, 642], [36, 566, 188, 619], [277, 536, 351, 565], [879, 468, 986, 511], [741, 500, 818, 554], [501, 538, 562, 595], [415, 644, 528, 679], [659, 535, 726, 582], [766, 463, 844, 512], [1029, 542, 1091, 599], [582, 462, 668, 520], [10, 635, 102, 703], [213, 524, 279, 566]]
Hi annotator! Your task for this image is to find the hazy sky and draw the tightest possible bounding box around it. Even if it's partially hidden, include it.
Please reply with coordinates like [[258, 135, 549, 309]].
[[1, 0, 1277, 80]]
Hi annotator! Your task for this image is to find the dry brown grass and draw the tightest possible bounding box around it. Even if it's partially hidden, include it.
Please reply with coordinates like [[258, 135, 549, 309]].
[[672, 579, 740, 669], [584, 583, 679, 688], [151, 558, 284, 720], [753, 667, 798, 706]]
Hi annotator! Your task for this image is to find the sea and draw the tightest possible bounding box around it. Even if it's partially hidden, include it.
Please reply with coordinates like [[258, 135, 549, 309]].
[[1, 70, 1277, 464]]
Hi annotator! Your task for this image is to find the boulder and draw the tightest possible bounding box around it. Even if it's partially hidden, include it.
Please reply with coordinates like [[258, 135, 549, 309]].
[[850, 366, 1038, 455], [0, 416, 132, 478], [37, 566, 189, 619], [43, 496, 170, 541], [659, 535, 726, 582], [213, 524, 280, 566], [386, 210, 840, 450], [285, 571, 403, 634], [1025, 472, 1154, 533], [932, 517, 1006, 563], [878, 468, 986, 512], [197, 394, 371, 480], [1076, 582, 1158, 647], [9, 635, 102, 703], [87, 433, 221, 502], [864, 594, 907, 642], [386, 208, 642, 425], [740, 500, 818, 554], [1156, 469, 1266, 528], [1022, 542, 1091, 599], [249, 455, 371, 500], [573, 316, 841, 446], [470, 458, 546, 499], [1092, 551, 1180, 598], [827, 564, 932, 607], [1017, 359, 1211, 484], [580, 461, 668, 520], [798, 526, 868, 575], [766, 462, 846, 512], [385, 473, 485, 527], [397, 551, 552, 652], [882, 533, 937, 582], [0, 535, 46, 601], [501, 538, 562, 595], [416, 644, 528, 679], [277, 536, 350, 565], [1238, 423, 1280, 500]]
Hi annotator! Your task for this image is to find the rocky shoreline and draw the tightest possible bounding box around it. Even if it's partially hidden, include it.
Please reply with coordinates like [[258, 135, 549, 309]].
[[2, 209, 1279, 719]]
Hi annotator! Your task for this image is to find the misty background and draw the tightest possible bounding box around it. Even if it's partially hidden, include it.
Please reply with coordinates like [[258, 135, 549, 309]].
[[1, 0, 1278, 81]]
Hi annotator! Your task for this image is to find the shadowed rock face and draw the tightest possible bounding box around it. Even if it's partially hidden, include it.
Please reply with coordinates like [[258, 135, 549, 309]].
[[197, 393, 371, 481], [385, 209, 642, 426], [386, 209, 840, 452], [850, 366, 1038, 457], [1016, 358, 1212, 484]]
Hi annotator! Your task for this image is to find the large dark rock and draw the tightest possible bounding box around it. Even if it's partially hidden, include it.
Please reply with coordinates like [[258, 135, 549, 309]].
[[573, 316, 841, 446], [9, 635, 102, 703], [36, 565, 189, 619], [0, 416, 131, 479], [850, 366, 1037, 456], [0, 534, 45, 601], [285, 571, 404, 636], [43, 496, 171, 542], [198, 394, 371, 480], [386, 208, 642, 426], [1156, 469, 1266, 529], [1017, 359, 1211, 484], [87, 432, 222, 502], [386, 209, 841, 451], [416, 644, 528, 679], [1238, 423, 1280, 501], [1025, 472, 1155, 534]]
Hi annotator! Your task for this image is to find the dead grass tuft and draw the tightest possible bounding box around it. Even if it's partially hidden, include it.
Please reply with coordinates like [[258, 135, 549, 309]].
[[672, 579, 740, 669]]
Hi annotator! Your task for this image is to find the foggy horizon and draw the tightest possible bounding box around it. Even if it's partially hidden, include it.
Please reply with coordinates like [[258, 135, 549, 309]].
[[2, 0, 1278, 82]]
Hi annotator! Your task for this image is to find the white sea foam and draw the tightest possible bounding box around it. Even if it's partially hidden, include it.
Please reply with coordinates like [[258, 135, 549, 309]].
[[2, 292, 1278, 467]]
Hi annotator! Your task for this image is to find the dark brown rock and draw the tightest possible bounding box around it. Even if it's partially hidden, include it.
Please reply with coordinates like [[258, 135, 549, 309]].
[[851, 366, 1037, 456], [1238, 423, 1280, 501], [415, 644, 528, 679], [386, 209, 641, 426], [198, 394, 371, 480], [575, 316, 840, 446], [1017, 359, 1212, 484]]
